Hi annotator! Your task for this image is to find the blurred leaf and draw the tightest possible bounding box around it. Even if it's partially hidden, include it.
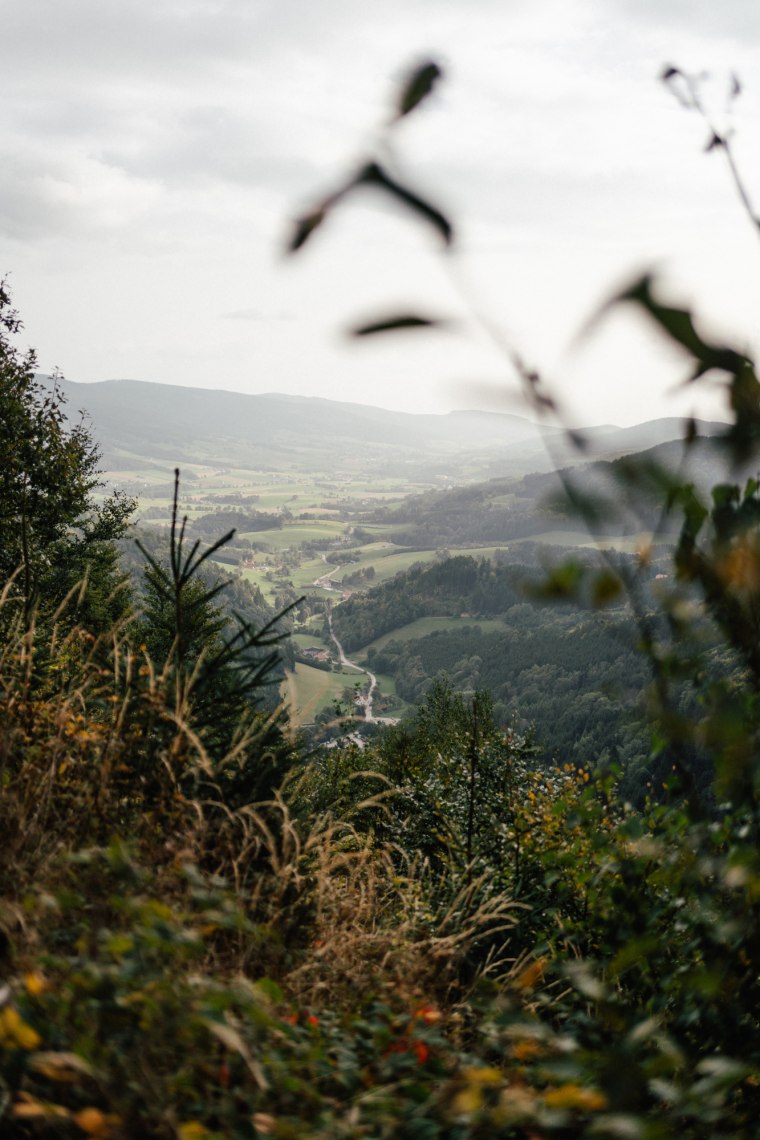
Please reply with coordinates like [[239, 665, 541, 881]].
[[396, 61, 443, 119], [618, 275, 750, 382], [253, 977, 283, 1004], [527, 561, 585, 601], [357, 162, 454, 246], [592, 570, 622, 608], [566, 428, 588, 451], [676, 484, 708, 545], [621, 276, 709, 360], [350, 313, 446, 337], [564, 960, 606, 1001], [705, 133, 724, 152], [201, 1018, 269, 1089], [287, 208, 327, 254], [722, 360, 760, 463], [711, 483, 739, 510]]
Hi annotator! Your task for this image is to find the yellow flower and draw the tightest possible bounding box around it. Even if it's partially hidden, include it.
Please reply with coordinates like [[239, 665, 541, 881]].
[[178, 1124, 212, 1139], [451, 1085, 483, 1115], [543, 1083, 607, 1111], [24, 972, 48, 997], [0, 1006, 41, 1050]]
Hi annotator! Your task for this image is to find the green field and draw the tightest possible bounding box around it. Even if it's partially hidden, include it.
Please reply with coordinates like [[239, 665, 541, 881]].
[[333, 549, 437, 585], [281, 662, 365, 726], [240, 521, 347, 549], [291, 631, 331, 652], [289, 558, 343, 590], [356, 615, 506, 657], [331, 545, 516, 588]]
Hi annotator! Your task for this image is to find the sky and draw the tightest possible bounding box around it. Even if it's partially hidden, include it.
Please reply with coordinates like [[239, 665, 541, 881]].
[[3, 0, 760, 428]]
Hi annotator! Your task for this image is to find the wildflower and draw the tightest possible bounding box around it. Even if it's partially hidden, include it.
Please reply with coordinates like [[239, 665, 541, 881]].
[[24, 972, 47, 996], [0, 1006, 41, 1050], [543, 1083, 607, 1111], [413, 1005, 441, 1024]]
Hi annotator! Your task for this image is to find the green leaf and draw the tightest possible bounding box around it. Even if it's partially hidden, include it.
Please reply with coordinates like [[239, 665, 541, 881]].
[[711, 484, 739, 510], [395, 60, 443, 119], [350, 314, 445, 337], [357, 162, 454, 246], [253, 977, 284, 1004]]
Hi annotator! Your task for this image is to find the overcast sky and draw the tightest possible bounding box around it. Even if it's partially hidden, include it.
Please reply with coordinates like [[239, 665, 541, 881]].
[[3, 0, 760, 427]]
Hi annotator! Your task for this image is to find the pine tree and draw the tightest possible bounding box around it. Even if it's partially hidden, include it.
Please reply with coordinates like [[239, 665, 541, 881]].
[[135, 470, 294, 805]]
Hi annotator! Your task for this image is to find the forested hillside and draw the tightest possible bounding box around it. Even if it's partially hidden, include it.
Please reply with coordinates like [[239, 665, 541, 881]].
[[331, 553, 658, 782]]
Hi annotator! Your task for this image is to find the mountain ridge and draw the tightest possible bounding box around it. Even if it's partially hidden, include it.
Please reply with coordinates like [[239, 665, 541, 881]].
[[39, 374, 727, 480]]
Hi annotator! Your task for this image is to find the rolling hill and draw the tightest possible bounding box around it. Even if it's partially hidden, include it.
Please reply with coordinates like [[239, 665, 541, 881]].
[[44, 375, 726, 483]]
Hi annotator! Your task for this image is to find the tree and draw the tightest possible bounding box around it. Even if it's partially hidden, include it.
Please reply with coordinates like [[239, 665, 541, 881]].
[[0, 281, 135, 629], [134, 471, 294, 805]]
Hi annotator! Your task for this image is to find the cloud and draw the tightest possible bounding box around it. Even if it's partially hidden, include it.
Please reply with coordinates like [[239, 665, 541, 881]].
[[4, 0, 760, 425], [610, 0, 760, 42], [221, 308, 293, 322], [0, 148, 162, 242]]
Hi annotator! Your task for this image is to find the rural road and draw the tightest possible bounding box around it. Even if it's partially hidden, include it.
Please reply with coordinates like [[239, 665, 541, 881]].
[[325, 610, 386, 723]]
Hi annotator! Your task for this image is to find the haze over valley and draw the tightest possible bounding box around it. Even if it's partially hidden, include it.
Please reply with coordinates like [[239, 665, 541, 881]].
[[50, 372, 733, 784]]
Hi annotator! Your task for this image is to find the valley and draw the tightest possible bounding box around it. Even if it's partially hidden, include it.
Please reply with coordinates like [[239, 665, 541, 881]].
[[56, 375, 733, 780]]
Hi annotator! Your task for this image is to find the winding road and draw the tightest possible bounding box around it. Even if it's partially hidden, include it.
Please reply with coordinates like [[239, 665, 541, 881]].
[[311, 557, 397, 726], [325, 610, 396, 725]]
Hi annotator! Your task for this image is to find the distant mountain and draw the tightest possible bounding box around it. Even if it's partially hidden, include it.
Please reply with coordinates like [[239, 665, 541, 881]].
[[487, 417, 727, 477], [42, 375, 726, 482], [520, 432, 752, 535]]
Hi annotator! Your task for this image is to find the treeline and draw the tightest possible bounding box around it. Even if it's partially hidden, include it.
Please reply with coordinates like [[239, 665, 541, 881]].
[[362, 478, 569, 548], [190, 508, 283, 538]]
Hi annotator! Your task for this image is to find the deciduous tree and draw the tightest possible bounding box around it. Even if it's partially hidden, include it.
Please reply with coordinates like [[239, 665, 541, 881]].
[[0, 280, 134, 629]]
